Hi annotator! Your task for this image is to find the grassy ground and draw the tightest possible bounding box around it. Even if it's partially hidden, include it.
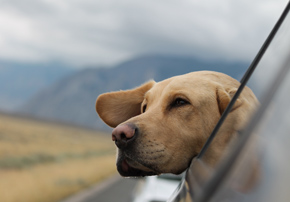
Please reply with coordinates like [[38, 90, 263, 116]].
[[0, 113, 116, 202]]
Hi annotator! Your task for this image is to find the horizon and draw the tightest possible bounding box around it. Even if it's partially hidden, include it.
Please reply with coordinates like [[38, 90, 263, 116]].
[[0, 53, 251, 70]]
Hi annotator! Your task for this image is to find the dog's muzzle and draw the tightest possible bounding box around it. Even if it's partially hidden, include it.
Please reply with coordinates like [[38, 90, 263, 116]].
[[111, 123, 159, 177]]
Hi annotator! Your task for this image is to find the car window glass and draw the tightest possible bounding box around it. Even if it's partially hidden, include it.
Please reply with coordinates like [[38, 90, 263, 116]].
[[249, 11, 290, 99], [169, 2, 290, 202], [171, 2, 290, 202], [202, 49, 290, 202], [192, 2, 290, 201], [199, 0, 290, 168]]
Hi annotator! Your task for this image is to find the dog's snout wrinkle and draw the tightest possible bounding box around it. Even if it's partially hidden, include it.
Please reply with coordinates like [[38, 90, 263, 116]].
[[112, 123, 137, 149]]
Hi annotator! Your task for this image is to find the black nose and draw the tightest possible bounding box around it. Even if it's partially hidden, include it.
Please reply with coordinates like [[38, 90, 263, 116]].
[[112, 123, 137, 149]]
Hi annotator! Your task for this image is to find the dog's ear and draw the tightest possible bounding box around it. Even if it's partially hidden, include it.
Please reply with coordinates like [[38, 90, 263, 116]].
[[216, 87, 243, 115], [96, 80, 155, 127]]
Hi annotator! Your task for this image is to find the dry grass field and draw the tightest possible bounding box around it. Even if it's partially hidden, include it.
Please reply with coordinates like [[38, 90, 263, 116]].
[[0, 113, 116, 202]]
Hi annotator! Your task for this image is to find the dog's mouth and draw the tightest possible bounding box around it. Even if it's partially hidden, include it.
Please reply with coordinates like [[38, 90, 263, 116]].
[[117, 155, 159, 177]]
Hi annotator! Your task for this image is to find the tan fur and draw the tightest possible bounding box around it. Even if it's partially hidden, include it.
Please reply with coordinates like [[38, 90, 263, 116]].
[[96, 71, 258, 175]]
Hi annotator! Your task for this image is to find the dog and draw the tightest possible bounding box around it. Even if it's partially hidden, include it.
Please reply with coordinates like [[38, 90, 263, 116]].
[[96, 71, 258, 177]]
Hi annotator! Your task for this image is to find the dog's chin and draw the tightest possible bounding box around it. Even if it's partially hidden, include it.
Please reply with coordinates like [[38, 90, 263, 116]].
[[116, 157, 159, 177]]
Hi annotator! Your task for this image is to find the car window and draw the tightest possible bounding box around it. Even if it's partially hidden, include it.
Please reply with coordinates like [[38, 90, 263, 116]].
[[198, 37, 290, 202], [169, 1, 290, 201], [199, 0, 290, 169]]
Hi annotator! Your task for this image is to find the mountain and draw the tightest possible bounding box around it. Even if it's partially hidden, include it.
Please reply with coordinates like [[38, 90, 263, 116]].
[[0, 61, 75, 111], [19, 55, 249, 130]]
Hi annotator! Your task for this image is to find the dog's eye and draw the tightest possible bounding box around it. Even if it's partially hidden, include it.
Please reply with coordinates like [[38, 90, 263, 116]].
[[172, 98, 190, 107], [142, 104, 147, 113]]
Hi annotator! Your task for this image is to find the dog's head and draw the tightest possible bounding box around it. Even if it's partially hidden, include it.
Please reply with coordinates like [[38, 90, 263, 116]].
[[96, 71, 258, 177]]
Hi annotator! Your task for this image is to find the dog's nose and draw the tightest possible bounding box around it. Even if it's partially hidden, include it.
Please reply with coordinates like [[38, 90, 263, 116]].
[[112, 123, 137, 149]]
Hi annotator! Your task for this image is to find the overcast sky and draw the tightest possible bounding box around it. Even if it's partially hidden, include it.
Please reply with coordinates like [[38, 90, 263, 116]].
[[0, 0, 288, 68]]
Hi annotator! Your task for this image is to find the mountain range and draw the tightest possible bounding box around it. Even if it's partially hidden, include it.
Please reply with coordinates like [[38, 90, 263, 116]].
[[18, 55, 249, 130], [0, 61, 75, 111]]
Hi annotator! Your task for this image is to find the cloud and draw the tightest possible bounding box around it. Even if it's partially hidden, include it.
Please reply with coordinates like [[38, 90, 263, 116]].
[[0, 0, 288, 67]]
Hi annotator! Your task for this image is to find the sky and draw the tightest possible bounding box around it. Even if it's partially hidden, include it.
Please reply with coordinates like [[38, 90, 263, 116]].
[[0, 0, 288, 68]]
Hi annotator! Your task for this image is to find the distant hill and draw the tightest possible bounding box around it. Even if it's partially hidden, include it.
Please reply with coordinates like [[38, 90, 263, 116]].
[[19, 55, 249, 130], [0, 61, 75, 111]]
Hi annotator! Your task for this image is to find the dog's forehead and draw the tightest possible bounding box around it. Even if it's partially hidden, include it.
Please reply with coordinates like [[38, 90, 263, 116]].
[[145, 72, 212, 100]]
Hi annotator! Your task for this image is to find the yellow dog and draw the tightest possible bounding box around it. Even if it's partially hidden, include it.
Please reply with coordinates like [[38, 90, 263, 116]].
[[96, 71, 258, 177]]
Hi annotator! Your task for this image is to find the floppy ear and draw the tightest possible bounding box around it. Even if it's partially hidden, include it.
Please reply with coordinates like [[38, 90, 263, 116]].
[[96, 80, 155, 127], [216, 87, 243, 115]]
